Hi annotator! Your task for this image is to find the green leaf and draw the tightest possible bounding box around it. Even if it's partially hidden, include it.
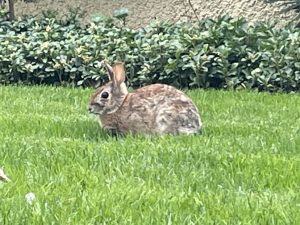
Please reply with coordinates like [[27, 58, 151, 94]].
[[113, 8, 129, 20], [295, 62, 300, 69], [77, 80, 84, 85]]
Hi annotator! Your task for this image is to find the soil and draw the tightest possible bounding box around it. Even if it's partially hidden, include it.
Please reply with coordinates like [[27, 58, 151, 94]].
[[12, 0, 298, 28]]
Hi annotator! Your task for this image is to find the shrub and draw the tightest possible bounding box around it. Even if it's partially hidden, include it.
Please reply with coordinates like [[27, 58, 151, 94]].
[[0, 11, 300, 92]]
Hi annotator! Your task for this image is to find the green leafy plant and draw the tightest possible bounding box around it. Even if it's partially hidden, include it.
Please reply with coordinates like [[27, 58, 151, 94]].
[[113, 7, 129, 26], [0, 11, 300, 92]]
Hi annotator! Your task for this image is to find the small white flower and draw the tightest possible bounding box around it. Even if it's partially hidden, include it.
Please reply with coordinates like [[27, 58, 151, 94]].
[[25, 192, 36, 205], [0, 167, 10, 182]]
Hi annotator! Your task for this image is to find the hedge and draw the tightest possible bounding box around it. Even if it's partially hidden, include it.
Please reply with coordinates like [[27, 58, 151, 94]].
[[0, 10, 300, 92]]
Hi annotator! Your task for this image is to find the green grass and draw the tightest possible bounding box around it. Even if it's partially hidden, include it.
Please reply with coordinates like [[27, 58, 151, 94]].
[[0, 85, 299, 225]]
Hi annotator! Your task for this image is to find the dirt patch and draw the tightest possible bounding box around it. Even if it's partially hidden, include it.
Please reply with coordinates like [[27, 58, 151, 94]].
[[14, 0, 297, 28]]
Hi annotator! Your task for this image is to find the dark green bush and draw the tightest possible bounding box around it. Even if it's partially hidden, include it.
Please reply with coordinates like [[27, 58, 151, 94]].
[[0, 12, 300, 92]]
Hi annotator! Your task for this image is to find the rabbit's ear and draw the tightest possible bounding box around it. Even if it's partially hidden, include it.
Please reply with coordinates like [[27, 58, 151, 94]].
[[102, 60, 126, 87], [112, 62, 126, 86], [102, 60, 114, 81]]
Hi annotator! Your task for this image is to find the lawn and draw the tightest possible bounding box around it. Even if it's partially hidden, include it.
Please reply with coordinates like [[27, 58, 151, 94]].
[[0, 85, 299, 225]]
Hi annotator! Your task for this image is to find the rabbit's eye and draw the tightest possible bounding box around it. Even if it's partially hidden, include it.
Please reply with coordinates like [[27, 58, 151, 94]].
[[101, 91, 109, 99]]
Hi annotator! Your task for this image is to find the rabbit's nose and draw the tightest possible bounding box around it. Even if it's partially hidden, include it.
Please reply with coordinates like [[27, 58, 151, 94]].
[[88, 106, 93, 112]]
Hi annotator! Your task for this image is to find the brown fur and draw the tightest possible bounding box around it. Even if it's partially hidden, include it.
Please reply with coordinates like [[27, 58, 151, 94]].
[[88, 61, 202, 135]]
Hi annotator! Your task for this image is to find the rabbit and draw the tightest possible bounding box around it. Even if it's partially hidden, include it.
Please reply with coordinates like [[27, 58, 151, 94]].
[[88, 60, 202, 135]]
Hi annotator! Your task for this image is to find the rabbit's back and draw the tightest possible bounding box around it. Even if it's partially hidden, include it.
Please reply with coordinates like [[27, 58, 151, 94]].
[[100, 84, 202, 135]]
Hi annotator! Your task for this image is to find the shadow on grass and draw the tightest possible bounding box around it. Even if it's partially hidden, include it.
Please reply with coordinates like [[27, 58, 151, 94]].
[[64, 119, 208, 142], [5, 116, 207, 142], [62, 119, 114, 142]]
